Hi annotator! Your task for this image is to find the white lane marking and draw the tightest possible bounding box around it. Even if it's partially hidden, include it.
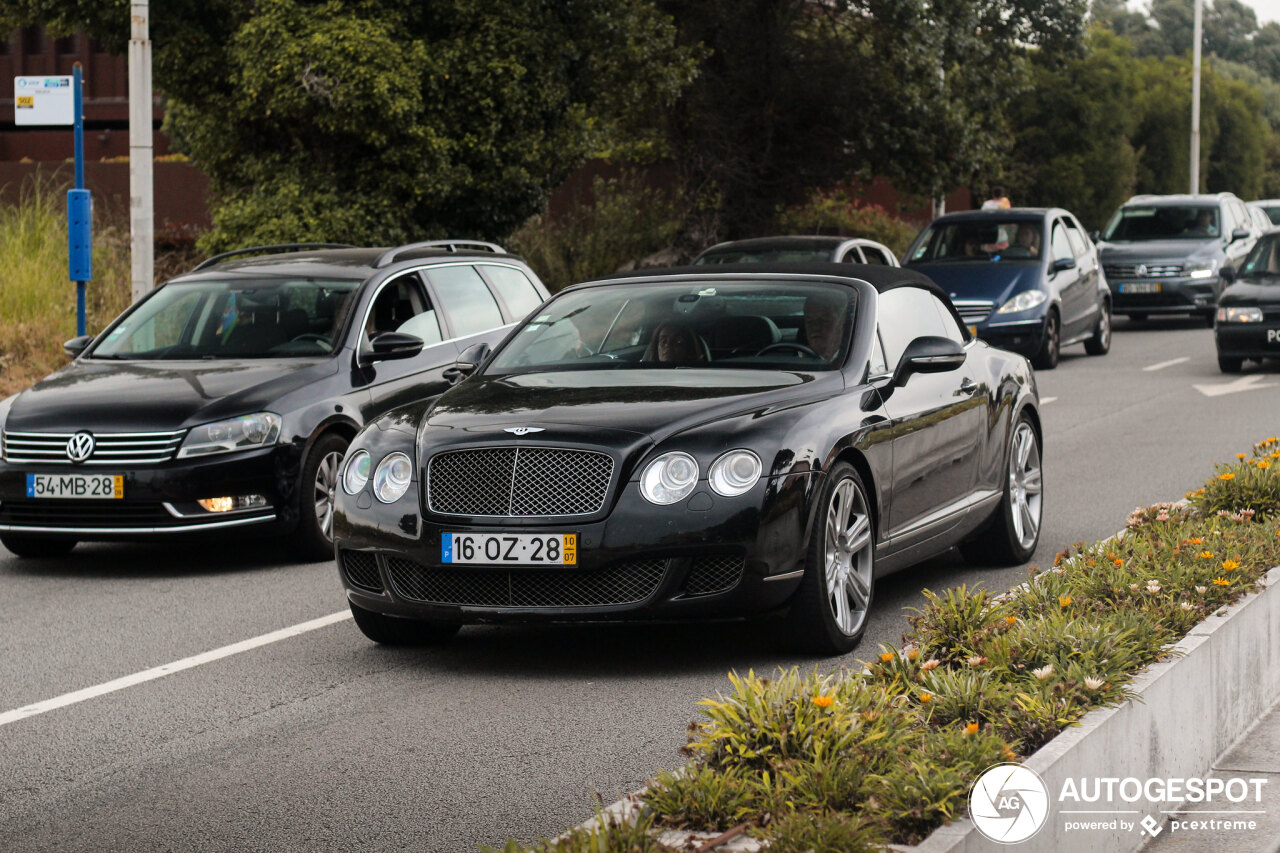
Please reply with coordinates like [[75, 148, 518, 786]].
[[0, 610, 351, 728], [1144, 357, 1190, 372], [1040, 396, 1057, 405], [1194, 374, 1278, 398]]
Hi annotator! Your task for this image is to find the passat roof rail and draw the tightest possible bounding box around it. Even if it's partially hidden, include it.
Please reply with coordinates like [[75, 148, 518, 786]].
[[374, 240, 506, 268], [192, 243, 358, 271]]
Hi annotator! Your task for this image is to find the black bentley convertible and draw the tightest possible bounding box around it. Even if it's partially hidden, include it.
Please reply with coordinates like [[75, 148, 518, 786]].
[[333, 264, 1043, 654]]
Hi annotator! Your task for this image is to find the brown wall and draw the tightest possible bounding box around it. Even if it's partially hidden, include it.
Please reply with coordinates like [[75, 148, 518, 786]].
[[0, 161, 211, 231]]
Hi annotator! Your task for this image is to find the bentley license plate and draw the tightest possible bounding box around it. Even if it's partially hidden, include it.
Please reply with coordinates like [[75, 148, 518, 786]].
[[442, 532, 577, 565], [26, 473, 123, 499]]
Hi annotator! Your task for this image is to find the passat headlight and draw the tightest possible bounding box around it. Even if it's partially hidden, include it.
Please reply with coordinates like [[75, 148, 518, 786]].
[[640, 452, 699, 505], [177, 412, 281, 458], [1187, 260, 1218, 280], [342, 449, 371, 495], [1217, 306, 1264, 323], [372, 452, 413, 503], [996, 290, 1048, 314], [708, 449, 762, 497]]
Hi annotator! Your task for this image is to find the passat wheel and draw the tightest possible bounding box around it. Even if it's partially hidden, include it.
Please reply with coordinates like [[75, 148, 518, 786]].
[[785, 461, 874, 655], [1084, 300, 1111, 355], [1031, 310, 1060, 370], [292, 432, 349, 562], [0, 534, 76, 558], [960, 416, 1043, 566], [349, 602, 460, 645]]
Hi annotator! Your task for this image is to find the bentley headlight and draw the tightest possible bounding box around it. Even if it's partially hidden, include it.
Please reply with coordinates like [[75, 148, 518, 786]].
[[709, 450, 762, 497], [1217, 306, 1264, 323], [343, 449, 371, 495], [1187, 260, 1218, 280], [996, 290, 1048, 314], [177, 412, 281, 458], [373, 452, 413, 503], [640, 452, 699, 505]]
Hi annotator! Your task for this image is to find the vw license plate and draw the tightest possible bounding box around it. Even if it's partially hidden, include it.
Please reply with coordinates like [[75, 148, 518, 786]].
[[26, 473, 123, 499], [443, 532, 577, 565], [1119, 282, 1161, 294]]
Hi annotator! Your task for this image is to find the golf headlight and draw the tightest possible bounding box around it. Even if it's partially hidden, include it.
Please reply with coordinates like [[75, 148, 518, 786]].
[[709, 450, 762, 497], [640, 452, 699, 505], [1187, 260, 1218, 280], [177, 412, 281, 458], [373, 452, 413, 503], [1217, 306, 1264, 323], [997, 290, 1048, 314], [342, 449, 371, 495]]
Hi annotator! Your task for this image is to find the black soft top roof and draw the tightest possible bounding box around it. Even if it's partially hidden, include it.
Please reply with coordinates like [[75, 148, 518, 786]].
[[582, 262, 939, 294]]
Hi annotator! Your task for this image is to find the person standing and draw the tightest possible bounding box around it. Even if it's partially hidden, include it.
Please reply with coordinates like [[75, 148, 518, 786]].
[[981, 186, 1011, 210]]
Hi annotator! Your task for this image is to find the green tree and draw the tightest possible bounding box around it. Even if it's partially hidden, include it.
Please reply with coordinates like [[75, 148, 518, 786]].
[[2, 1, 699, 250]]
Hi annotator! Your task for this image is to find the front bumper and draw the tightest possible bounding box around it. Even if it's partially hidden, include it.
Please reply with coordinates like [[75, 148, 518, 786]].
[[1215, 321, 1280, 360], [1109, 277, 1218, 315], [973, 317, 1046, 357], [0, 446, 293, 539], [333, 472, 821, 623]]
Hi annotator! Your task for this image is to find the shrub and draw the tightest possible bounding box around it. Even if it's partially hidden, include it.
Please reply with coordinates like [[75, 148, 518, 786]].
[[508, 171, 682, 292], [766, 811, 880, 853], [777, 188, 919, 257]]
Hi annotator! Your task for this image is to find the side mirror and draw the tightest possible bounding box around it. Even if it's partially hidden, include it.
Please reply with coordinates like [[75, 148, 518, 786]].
[[1221, 266, 1237, 284], [364, 331, 424, 364], [63, 335, 93, 359], [444, 342, 492, 385], [1051, 257, 1077, 273], [1089, 230, 1101, 243], [893, 336, 966, 387], [1231, 228, 1252, 243]]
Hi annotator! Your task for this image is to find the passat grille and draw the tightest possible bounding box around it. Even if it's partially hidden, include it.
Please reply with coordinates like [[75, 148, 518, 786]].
[[384, 557, 667, 608], [427, 447, 614, 517], [2, 430, 184, 465], [683, 555, 746, 596], [341, 550, 384, 593]]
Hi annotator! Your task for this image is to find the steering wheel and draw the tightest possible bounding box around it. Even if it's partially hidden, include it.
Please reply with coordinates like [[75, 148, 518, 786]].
[[288, 333, 333, 352], [756, 342, 820, 358]]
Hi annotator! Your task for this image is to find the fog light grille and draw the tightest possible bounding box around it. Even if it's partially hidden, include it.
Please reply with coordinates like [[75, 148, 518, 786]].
[[683, 554, 746, 596], [341, 550, 384, 593]]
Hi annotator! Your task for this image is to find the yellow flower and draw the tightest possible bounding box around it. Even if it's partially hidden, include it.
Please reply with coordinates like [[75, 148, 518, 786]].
[[1260, 461, 1272, 470], [1222, 560, 1241, 572], [812, 695, 834, 709], [1220, 473, 1235, 481], [1237, 453, 1247, 460], [1189, 537, 1205, 545], [1271, 452, 1280, 459], [1059, 595, 1073, 607], [919, 693, 933, 703], [964, 722, 980, 735], [1113, 558, 1124, 567], [1005, 616, 1018, 625], [905, 647, 919, 661], [1213, 577, 1230, 586], [879, 652, 894, 663], [1199, 551, 1215, 559]]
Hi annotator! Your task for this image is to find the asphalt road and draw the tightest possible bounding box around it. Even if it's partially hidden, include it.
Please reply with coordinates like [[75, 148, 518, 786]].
[[3, 317, 1280, 852]]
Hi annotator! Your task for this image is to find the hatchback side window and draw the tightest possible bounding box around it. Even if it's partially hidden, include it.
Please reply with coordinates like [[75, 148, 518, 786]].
[[479, 264, 544, 319], [1063, 219, 1089, 258], [427, 264, 505, 337], [1051, 224, 1074, 263], [877, 287, 949, 367]]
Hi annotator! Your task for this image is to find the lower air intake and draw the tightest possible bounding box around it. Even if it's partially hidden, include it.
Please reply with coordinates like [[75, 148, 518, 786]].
[[385, 557, 668, 608]]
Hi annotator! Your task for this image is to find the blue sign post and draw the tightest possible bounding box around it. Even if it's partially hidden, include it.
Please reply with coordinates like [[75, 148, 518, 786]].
[[68, 63, 92, 338]]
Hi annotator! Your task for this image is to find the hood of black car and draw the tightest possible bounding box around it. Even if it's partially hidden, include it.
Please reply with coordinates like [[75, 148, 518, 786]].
[[4, 358, 335, 432], [425, 368, 837, 442], [1220, 278, 1280, 305]]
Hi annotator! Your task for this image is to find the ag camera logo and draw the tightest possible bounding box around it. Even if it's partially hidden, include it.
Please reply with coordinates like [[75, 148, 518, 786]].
[[970, 763, 1051, 844]]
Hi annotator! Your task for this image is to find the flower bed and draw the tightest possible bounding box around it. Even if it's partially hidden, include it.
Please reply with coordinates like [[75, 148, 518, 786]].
[[485, 438, 1280, 852]]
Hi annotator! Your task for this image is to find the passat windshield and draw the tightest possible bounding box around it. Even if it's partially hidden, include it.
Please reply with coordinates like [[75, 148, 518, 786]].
[[91, 278, 361, 360], [909, 220, 1044, 262], [1103, 206, 1220, 241], [486, 281, 855, 373]]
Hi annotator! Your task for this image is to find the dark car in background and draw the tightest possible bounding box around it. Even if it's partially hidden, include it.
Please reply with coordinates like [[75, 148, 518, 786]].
[[1098, 193, 1256, 322], [1215, 231, 1280, 372], [694, 235, 900, 266], [332, 264, 1042, 655], [904, 208, 1110, 369], [0, 241, 549, 560]]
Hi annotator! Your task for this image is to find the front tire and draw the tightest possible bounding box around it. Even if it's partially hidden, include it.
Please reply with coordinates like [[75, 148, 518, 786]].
[[960, 416, 1042, 566], [292, 432, 349, 562], [784, 462, 875, 655], [1084, 301, 1111, 355], [0, 534, 77, 558], [350, 602, 461, 645], [1031, 310, 1060, 370]]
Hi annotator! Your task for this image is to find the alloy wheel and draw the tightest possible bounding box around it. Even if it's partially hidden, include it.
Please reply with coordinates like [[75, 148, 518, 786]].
[[314, 450, 343, 541], [1008, 422, 1043, 550], [1098, 306, 1111, 348], [823, 478, 874, 636]]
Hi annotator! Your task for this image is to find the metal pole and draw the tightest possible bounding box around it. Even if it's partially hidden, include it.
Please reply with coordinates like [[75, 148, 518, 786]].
[[128, 1, 154, 302], [73, 63, 86, 336], [1190, 0, 1203, 195]]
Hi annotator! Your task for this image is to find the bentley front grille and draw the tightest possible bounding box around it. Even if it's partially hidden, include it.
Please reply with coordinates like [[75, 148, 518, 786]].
[[426, 447, 614, 517]]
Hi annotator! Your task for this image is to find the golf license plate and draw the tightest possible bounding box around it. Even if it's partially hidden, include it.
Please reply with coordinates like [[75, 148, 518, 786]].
[[26, 473, 123, 499], [443, 532, 577, 565], [1119, 282, 1161, 294]]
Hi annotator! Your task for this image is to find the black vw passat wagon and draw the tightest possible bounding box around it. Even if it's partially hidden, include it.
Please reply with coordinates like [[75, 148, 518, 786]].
[[0, 241, 549, 560]]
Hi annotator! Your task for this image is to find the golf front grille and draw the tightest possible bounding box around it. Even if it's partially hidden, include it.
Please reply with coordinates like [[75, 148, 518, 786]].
[[426, 447, 614, 517], [683, 554, 746, 596], [340, 550, 384, 593], [385, 557, 667, 608]]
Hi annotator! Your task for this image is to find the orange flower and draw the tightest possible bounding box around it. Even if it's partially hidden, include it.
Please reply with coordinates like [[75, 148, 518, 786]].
[[905, 647, 919, 661], [1213, 577, 1230, 586], [964, 722, 980, 735], [1113, 558, 1124, 567], [1002, 745, 1019, 761], [1005, 616, 1018, 625], [1199, 551, 1215, 559], [919, 693, 933, 703], [812, 695, 834, 709], [879, 652, 894, 663], [1189, 537, 1205, 545], [1260, 461, 1272, 470], [1237, 453, 1247, 460], [1059, 595, 1073, 607], [1221, 560, 1241, 572], [1220, 473, 1235, 481]]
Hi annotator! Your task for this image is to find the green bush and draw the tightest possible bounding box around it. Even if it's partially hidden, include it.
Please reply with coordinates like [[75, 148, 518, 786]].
[[777, 188, 919, 257]]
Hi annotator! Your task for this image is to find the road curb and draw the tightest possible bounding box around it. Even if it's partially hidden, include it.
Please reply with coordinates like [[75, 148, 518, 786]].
[[910, 564, 1280, 852]]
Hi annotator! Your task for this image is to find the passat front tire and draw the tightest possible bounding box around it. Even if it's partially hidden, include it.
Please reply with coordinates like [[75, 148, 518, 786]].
[[292, 432, 349, 562]]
